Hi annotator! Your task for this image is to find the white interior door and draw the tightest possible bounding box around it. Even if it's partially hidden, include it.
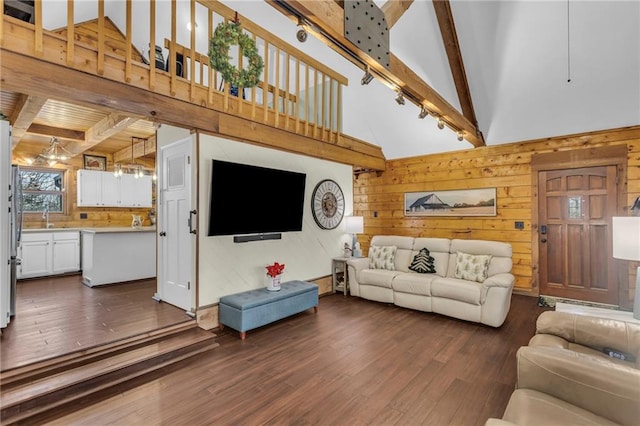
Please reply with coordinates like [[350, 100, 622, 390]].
[[158, 137, 195, 311], [1, 121, 11, 328]]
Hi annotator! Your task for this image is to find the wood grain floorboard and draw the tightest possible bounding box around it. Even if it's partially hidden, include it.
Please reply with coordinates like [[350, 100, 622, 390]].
[[1, 275, 192, 371], [37, 293, 548, 425]]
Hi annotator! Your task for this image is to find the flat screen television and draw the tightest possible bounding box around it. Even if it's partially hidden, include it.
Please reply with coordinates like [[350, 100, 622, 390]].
[[208, 160, 306, 236]]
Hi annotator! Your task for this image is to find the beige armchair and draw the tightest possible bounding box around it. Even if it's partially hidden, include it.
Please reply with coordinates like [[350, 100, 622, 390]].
[[487, 311, 640, 426]]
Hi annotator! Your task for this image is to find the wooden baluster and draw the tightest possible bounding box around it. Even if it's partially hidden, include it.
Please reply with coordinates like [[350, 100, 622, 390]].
[[66, 0, 74, 65], [263, 40, 269, 123], [251, 34, 257, 119], [125, 0, 132, 83], [149, 0, 156, 90], [207, 11, 213, 105], [337, 83, 343, 144], [238, 34, 244, 114], [169, 0, 176, 96], [320, 72, 326, 141], [34, 0, 42, 54], [189, 0, 196, 101], [97, 0, 104, 74], [329, 78, 335, 143], [0, 0, 3, 45], [304, 64, 309, 136], [295, 58, 300, 135], [284, 53, 290, 131], [274, 47, 280, 128]]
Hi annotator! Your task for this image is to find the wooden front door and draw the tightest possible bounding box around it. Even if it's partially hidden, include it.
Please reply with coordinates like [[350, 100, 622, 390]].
[[538, 166, 618, 304]]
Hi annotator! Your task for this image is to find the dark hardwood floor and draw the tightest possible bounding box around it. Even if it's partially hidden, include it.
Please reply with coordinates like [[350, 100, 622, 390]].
[[0, 275, 193, 371], [44, 293, 550, 426]]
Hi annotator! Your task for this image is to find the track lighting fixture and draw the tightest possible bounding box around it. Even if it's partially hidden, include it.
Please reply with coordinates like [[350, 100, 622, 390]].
[[457, 130, 464, 141], [395, 90, 405, 106], [437, 117, 445, 130], [418, 106, 429, 119], [361, 67, 374, 85], [296, 18, 308, 43]]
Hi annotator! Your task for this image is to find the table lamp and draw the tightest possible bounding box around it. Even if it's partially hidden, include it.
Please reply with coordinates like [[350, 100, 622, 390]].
[[345, 216, 364, 257], [612, 216, 640, 319]]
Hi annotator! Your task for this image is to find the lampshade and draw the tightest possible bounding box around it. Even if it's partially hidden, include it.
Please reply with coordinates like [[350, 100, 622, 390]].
[[612, 217, 640, 261], [345, 216, 364, 234]]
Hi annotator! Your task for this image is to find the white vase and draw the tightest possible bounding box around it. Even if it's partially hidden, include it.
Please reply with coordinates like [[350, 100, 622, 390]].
[[266, 274, 282, 291]]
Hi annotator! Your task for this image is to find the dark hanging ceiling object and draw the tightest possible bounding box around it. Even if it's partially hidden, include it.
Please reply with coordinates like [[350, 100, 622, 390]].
[[344, 0, 390, 71]]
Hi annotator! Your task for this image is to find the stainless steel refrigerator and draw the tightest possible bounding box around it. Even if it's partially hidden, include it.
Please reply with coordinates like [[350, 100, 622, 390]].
[[1, 120, 21, 329], [9, 163, 23, 318]]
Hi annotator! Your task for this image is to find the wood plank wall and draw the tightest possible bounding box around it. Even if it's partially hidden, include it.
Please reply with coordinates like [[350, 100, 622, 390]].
[[13, 151, 155, 229], [353, 126, 640, 295]]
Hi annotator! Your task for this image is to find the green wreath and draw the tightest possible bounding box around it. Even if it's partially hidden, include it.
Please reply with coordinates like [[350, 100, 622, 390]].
[[208, 21, 264, 88]]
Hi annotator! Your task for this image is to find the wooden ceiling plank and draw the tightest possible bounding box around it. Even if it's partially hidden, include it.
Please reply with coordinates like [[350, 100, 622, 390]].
[[266, 0, 484, 147], [64, 113, 140, 156], [9, 94, 47, 149], [432, 0, 478, 127], [26, 123, 85, 141], [381, 0, 414, 29]]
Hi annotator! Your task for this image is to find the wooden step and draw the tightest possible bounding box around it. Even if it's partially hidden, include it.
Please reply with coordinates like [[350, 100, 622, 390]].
[[0, 325, 219, 425]]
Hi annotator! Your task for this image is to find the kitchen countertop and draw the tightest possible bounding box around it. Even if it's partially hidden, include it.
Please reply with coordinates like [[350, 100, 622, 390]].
[[23, 226, 156, 233]]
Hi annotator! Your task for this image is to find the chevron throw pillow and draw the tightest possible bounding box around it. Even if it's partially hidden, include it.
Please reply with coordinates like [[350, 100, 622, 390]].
[[408, 248, 436, 274]]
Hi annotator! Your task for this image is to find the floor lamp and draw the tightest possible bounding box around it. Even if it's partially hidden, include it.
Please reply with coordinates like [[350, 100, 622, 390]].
[[345, 216, 364, 257], [612, 217, 640, 319]]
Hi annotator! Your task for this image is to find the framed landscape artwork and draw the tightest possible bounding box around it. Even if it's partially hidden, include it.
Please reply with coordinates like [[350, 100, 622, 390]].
[[83, 154, 107, 171], [404, 188, 497, 217]]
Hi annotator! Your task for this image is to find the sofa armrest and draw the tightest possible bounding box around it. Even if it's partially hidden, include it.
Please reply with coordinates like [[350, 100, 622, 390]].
[[346, 257, 369, 272], [516, 346, 640, 425], [534, 311, 640, 363], [482, 273, 514, 289]]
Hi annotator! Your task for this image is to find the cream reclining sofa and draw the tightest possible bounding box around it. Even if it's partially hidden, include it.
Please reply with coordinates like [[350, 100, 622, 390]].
[[346, 236, 514, 327], [487, 311, 640, 425]]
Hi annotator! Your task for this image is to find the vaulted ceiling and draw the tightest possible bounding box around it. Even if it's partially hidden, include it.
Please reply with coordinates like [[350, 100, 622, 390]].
[[3, 0, 638, 162]]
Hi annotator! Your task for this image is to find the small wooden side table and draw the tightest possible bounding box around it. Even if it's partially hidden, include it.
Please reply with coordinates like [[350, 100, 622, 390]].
[[332, 257, 351, 296]]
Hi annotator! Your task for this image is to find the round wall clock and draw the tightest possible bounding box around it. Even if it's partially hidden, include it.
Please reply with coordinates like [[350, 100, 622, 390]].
[[311, 179, 345, 230]]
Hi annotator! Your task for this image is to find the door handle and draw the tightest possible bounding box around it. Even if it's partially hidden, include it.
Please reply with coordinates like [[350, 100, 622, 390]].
[[188, 210, 197, 235], [541, 239, 547, 243], [159, 231, 166, 237]]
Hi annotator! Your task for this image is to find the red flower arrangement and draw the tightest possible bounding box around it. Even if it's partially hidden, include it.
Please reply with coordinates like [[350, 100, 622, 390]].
[[266, 262, 285, 278]]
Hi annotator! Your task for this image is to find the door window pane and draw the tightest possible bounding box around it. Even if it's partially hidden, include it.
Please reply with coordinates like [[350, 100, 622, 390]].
[[568, 196, 582, 219]]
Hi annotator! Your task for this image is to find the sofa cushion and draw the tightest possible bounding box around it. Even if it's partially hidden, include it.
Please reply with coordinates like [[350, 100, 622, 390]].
[[408, 248, 436, 273], [392, 273, 437, 296], [431, 277, 482, 305], [369, 245, 397, 270], [454, 252, 492, 283], [359, 269, 401, 289]]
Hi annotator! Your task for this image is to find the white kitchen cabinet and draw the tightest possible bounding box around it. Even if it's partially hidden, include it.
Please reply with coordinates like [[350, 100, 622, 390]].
[[18, 233, 52, 278], [77, 170, 152, 208], [52, 232, 80, 274], [18, 231, 80, 278], [119, 174, 152, 207]]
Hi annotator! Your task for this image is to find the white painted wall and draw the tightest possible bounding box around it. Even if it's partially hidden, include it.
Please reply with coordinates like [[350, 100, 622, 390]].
[[197, 133, 353, 306]]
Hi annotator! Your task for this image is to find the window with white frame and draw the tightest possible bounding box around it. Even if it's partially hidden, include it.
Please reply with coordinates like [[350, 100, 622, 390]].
[[19, 167, 65, 213]]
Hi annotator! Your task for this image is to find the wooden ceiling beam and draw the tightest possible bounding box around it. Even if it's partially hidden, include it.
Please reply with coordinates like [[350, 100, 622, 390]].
[[64, 113, 140, 156], [266, 0, 484, 147], [381, 0, 414, 29], [9, 94, 47, 149], [432, 0, 478, 127], [26, 123, 85, 141]]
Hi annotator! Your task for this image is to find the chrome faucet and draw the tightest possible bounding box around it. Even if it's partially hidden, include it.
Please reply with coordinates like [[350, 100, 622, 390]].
[[43, 208, 53, 228]]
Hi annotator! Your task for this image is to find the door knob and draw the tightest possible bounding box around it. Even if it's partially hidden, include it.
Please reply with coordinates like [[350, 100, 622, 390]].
[[159, 231, 166, 237], [541, 238, 547, 243]]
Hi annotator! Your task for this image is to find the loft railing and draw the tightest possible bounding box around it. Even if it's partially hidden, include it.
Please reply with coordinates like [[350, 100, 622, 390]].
[[1, 0, 347, 144]]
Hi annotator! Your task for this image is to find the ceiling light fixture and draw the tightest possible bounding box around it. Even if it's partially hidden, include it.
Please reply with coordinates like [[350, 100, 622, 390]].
[[437, 117, 445, 130], [39, 137, 73, 163], [395, 90, 405, 106], [361, 67, 374, 85], [418, 106, 429, 119], [296, 17, 308, 43], [457, 130, 464, 141]]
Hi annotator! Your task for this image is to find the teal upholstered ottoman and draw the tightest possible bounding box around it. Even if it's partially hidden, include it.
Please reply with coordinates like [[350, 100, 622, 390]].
[[219, 280, 319, 339]]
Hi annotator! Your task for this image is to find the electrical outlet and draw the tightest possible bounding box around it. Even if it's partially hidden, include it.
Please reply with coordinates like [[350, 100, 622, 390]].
[[515, 221, 524, 230]]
